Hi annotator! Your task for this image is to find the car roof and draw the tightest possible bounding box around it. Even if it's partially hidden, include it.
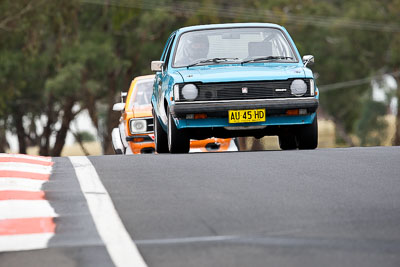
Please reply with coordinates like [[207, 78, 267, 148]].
[[176, 22, 285, 34], [132, 74, 155, 82]]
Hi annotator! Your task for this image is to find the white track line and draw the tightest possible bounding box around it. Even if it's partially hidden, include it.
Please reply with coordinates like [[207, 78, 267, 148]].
[[0, 233, 54, 252], [69, 156, 147, 267], [0, 162, 52, 174], [0, 153, 52, 162], [0, 178, 45, 192], [0, 200, 57, 220]]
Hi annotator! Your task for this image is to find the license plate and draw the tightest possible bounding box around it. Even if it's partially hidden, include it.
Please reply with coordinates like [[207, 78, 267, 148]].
[[228, 109, 266, 123]]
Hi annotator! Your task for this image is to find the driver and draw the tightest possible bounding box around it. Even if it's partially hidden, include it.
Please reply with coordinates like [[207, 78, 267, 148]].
[[175, 35, 209, 66]]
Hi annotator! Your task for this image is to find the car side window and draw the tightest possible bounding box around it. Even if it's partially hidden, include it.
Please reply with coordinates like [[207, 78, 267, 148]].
[[163, 35, 176, 70], [160, 32, 176, 62]]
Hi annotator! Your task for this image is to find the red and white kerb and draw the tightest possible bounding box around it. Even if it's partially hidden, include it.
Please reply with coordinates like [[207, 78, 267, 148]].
[[0, 154, 56, 252]]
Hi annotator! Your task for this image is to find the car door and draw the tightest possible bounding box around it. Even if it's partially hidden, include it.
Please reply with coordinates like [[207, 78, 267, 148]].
[[155, 32, 176, 125], [153, 32, 175, 102]]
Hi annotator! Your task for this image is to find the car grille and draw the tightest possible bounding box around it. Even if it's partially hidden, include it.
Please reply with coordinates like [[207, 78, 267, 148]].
[[179, 79, 311, 101], [146, 118, 154, 132]]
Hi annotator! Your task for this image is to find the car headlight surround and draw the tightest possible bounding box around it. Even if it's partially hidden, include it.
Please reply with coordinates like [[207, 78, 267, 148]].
[[290, 79, 307, 96], [309, 79, 315, 96], [181, 84, 198, 100], [129, 119, 147, 134], [173, 84, 180, 101]]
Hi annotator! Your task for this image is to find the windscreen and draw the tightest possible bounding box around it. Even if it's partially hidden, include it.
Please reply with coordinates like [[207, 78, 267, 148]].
[[173, 27, 297, 67], [128, 80, 153, 109]]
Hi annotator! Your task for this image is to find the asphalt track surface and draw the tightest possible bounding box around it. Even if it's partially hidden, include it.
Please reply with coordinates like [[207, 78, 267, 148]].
[[1, 146, 400, 267]]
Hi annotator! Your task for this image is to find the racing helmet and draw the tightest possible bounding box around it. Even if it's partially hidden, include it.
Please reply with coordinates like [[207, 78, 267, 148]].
[[183, 34, 209, 60]]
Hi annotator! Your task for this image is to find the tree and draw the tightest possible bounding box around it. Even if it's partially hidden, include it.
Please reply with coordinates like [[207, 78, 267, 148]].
[[386, 0, 400, 145]]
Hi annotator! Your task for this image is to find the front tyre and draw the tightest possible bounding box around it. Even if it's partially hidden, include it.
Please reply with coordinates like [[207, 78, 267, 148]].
[[278, 134, 297, 150], [154, 110, 169, 153], [168, 110, 190, 153], [297, 114, 318, 150]]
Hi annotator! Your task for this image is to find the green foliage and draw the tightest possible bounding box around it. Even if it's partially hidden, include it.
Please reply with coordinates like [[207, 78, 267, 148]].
[[74, 131, 95, 143], [357, 99, 388, 146]]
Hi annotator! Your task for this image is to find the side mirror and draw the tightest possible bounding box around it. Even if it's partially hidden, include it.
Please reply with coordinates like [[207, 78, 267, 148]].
[[302, 55, 314, 67], [151, 61, 164, 72], [112, 102, 125, 112]]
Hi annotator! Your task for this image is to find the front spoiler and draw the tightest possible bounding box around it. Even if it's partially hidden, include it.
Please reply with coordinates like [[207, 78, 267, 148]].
[[170, 97, 319, 117]]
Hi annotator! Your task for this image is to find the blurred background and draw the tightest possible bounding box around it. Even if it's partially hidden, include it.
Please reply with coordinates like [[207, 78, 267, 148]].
[[0, 0, 399, 156]]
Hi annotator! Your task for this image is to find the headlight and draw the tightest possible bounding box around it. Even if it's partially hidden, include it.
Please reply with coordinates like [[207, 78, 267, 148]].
[[181, 84, 198, 100], [129, 119, 147, 133], [290, 79, 307, 96]]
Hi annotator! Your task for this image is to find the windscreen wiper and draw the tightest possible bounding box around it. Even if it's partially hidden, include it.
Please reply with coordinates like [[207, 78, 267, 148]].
[[186, 57, 239, 68], [240, 56, 293, 65]]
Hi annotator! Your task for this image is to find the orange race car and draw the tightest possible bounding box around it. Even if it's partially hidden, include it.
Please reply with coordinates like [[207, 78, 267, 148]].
[[112, 75, 236, 154]]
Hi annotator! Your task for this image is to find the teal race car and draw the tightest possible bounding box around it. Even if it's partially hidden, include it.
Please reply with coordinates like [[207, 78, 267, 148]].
[[151, 23, 319, 153]]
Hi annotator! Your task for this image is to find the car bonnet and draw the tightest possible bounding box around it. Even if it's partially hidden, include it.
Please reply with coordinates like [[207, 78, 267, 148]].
[[177, 65, 307, 83]]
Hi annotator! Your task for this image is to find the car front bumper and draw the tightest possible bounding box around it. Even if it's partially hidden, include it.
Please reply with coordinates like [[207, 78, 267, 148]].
[[170, 97, 318, 118], [126, 134, 155, 154], [169, 97, 318, 133]]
